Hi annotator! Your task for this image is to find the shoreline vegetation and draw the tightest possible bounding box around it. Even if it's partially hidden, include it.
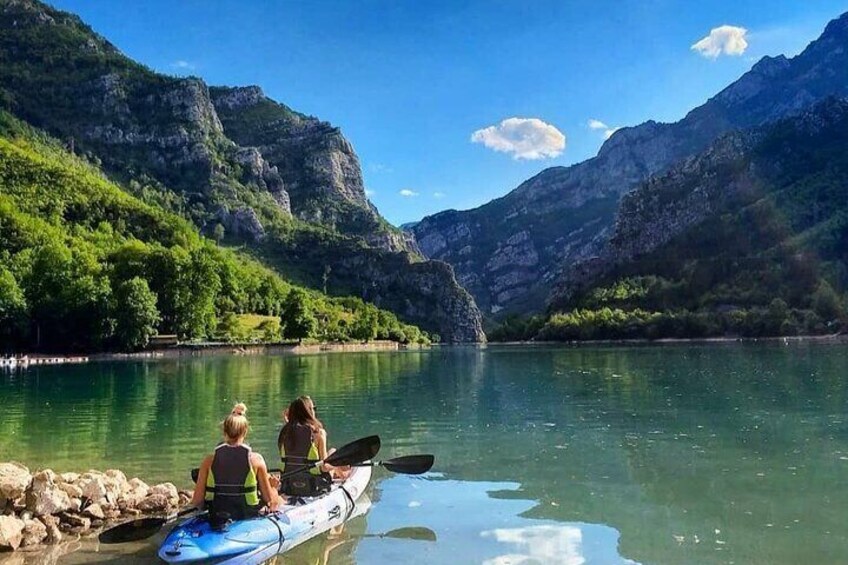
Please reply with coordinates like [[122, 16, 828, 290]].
[[488, 299, 847, 343], [0, 112, 437, 356], [0, 462, 190, 554], [4, 333, 847, 368], [491, 332, 848, 346]]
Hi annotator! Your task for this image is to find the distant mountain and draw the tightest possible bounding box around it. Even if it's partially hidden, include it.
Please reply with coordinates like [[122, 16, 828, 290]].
[[0, 0, 484, 342], [410, 11, 848, 320], [551, 96, 848, 323]]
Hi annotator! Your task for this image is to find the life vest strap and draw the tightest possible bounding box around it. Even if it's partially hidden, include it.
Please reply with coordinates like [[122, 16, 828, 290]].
[[280, 456, 320, 463], [206, 484, 258, 495]]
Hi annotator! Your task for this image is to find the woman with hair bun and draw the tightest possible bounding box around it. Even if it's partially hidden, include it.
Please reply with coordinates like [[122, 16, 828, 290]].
[[191, 403, 282, 526]]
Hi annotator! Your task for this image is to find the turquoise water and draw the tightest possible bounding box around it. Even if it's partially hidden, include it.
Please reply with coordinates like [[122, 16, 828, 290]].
[[1, 343, 847, 563]]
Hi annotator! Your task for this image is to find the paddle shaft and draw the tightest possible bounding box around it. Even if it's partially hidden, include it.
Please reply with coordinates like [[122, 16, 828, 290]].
[[98, 505, 200, 544]]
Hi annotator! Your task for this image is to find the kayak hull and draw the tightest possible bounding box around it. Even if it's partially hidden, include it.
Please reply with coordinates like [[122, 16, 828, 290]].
[[158, 465, 372, 564]]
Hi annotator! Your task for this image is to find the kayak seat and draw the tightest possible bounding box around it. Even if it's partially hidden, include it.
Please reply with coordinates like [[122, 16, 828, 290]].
[[278, 472, 332, 498]]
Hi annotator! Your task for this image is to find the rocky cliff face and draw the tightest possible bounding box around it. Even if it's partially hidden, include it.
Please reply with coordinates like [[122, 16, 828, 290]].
[[0, 0, 292, 230], [210, 85, 413, 253], [411, 10, 848, 318], [551, 97, 848, 309], [0, 0, 484, 342]]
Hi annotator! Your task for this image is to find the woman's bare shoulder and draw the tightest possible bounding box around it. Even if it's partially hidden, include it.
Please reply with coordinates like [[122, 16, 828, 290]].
[[250, 451, 267, 469]]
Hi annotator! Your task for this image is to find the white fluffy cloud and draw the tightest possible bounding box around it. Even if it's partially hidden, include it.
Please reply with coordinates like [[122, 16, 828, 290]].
[[481, 525, 586, 565], [399, 189, 418, 197], [691, 25, 749, 58], [365, 189, 375, 197], [587, 119, 620, 140], [471, 117, 565, 160], [433, 191, 446, 199], [170, 60, 196, 70]]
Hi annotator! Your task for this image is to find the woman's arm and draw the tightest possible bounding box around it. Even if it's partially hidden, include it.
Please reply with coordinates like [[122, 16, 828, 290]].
[[191, 455, 213, 508], [252, 453, 281, 511], [315, 429, 334, 472]]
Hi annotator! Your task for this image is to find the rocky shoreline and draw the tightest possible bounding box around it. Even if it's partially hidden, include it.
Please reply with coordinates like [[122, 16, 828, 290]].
[[0, 462, 190, 554]]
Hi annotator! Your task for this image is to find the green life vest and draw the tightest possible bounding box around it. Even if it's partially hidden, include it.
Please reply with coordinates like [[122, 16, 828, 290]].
[[278, 423, 321, 476], [205, 443, 260, 519]]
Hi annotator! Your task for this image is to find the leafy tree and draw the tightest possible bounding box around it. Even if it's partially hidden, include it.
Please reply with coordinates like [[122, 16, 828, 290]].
[[216, 312, 245, 343], [256, 319, 281, 342], [350, 303, 379, 341], [213, 223, 225, 245], [280, 288, 317, 340], [113, 277, 159, 351], [0, 266, 27, 348], [811, 281, 843, 321]]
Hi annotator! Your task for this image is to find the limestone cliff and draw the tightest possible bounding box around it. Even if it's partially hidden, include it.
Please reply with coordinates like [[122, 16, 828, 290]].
[[210, 85, 415, 253], [411, 11, 848, 319]]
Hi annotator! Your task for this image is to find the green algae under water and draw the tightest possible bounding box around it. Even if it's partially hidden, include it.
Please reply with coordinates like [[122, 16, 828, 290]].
[[1, 343, 847, 564]]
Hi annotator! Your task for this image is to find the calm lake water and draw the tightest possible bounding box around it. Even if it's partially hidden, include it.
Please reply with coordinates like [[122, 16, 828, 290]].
[[1, 343, 847, 564]]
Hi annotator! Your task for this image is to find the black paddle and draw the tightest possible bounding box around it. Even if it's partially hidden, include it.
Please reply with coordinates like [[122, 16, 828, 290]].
[[364, 526, 437, 541], [353, 454, 434, 475], [98, 506, 199, 544], [276, 434, 382, 481]]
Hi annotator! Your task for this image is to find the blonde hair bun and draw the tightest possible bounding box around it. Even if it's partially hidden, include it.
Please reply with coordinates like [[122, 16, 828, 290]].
[[223, 403, 250, 440]]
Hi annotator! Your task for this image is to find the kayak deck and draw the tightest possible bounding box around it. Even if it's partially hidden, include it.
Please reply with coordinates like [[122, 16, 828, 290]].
[[158, 465, 372, 564]]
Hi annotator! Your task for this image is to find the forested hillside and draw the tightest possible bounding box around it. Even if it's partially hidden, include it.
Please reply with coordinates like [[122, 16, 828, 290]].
[[0, 112, 431, 351]]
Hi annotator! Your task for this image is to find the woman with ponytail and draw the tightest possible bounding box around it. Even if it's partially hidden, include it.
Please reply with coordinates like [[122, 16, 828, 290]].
[[277, 396, 350, 496], [192, 403, 282, 526]]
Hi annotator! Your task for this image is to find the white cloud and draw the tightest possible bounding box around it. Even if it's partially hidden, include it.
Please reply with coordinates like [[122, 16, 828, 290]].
[[433, 191, 446, 199], [692, 25, 749, 58], [587, 119, 620, 140], [365, 189, 376, 197], [170, 60, 196, 70], [369, 163, 393, 173], [481, 525, 585, 565], [399, 189, 418, 197], [587, 119, 608, 131], [471, 117, 565, 160]]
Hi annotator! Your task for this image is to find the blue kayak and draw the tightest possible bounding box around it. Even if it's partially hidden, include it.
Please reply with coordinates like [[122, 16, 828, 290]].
[[158, 465, 371, 564]]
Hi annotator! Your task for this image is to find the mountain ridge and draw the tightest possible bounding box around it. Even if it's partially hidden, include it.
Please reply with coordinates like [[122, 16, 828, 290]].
[[410, 10, 848, 320], [0, 0, 484, 342]]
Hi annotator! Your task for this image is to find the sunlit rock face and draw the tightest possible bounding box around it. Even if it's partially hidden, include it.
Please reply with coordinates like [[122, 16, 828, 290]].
[[551, 97, 848, 309], [410, 11, 848, 318]]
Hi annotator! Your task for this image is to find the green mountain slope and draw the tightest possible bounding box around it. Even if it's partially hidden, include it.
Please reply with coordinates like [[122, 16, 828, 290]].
[[0, 0, 484, 342], [0, 112, 430, 351], [496, 98, 848, 341]]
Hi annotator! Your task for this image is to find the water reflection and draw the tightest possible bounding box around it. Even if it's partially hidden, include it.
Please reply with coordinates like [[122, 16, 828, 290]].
[[358, 475, 633, 564], [1, 344, 847, 564]]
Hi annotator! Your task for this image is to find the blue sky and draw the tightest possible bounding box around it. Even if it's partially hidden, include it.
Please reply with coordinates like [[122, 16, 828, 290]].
[[52, 0, 848, 225]]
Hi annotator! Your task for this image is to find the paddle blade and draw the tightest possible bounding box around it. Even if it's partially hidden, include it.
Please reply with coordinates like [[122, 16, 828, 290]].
[[98, 517, 167, 544], [382, 526, 437, 542], [326, 435, 381, 467], [382, 455, 434, 475]]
